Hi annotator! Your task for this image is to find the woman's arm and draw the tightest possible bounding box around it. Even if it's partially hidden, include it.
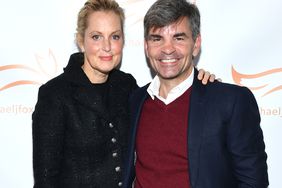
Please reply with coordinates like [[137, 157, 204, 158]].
[[32, 85, 65, 188]]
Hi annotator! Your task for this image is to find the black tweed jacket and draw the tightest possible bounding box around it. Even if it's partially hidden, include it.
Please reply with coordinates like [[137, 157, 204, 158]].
[[32, 52, 138, 188]]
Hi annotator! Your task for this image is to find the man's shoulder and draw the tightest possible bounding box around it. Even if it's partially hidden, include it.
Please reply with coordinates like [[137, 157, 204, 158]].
[[201, 81, 256, 103], [205, 81, 250, 93]]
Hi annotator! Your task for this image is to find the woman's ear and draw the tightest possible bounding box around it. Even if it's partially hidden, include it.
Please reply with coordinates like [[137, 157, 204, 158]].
[[76, 34, 85, 52]]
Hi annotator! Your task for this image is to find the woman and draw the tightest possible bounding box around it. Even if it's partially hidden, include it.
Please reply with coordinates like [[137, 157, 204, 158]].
[[32, 0, 214, 187]]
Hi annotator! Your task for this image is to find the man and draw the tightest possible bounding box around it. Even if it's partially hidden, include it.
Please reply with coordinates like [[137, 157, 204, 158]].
[[123, 0, 269, 187]]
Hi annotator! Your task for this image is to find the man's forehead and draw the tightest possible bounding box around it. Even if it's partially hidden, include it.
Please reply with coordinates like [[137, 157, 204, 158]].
[[148, 17, 190, 35]]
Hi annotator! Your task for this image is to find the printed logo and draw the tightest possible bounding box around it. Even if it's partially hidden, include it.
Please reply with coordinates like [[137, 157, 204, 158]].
[[232, 66, 282, 97], [0, 49, 59, 92]]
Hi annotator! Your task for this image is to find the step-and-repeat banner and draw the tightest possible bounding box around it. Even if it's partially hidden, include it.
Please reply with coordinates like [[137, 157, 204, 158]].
[[0, 0, 281, 187]]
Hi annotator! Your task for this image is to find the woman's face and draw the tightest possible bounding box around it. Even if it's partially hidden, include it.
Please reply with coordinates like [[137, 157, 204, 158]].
[[79, 11, 124, 83]]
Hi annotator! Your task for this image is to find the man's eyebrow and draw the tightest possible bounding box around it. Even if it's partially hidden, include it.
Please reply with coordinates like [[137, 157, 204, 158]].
[[148, 34, 162, 39], [174, 32, 188, 38]]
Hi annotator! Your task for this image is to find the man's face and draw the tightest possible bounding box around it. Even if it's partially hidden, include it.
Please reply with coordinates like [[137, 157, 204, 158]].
[[145, 17, 201, 84]]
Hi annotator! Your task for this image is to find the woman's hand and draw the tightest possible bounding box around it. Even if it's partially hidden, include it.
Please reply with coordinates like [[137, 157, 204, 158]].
[[197, 69, 221, 85]]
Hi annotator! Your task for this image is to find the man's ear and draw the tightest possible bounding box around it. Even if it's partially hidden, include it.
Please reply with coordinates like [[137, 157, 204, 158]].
[[144, 40, 149, 57], [192, 34, 201, 57]]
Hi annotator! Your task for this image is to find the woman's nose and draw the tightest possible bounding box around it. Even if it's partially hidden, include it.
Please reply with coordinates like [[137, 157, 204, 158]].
[[102, 39, 111, 52]]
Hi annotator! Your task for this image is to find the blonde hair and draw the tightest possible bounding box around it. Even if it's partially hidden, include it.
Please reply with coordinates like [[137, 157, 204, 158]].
[[76, 0, 125, 46]]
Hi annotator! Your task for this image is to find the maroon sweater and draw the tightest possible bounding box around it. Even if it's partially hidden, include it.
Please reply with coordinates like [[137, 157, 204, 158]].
[[135, 88, 192, 188]]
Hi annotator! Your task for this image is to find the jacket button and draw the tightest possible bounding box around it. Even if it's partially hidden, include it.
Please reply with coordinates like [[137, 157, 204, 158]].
[[118, 182, 122, 186], [111, 138, 117, 143], [115, 166, 121, 172], [109, 122, 114, 128], [112, 152, 118, 157]]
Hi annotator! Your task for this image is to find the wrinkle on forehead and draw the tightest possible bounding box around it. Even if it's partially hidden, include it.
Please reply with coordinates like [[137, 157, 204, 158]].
[[149, 17, 190, 35]]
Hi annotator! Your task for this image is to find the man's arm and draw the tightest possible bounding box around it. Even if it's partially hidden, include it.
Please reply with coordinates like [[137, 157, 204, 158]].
[[227, 87, 269, 187]]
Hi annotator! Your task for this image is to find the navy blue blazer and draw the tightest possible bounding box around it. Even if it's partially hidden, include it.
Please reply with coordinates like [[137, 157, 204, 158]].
[[123, 69, 268, 188]]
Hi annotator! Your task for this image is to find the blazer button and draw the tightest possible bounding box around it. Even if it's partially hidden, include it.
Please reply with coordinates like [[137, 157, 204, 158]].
[[115, 166, 121, 172], [111, 138, 117, 143], [112, 152, 118, 157], [109, 122, 114, 128], [118, 182, 122, 186]]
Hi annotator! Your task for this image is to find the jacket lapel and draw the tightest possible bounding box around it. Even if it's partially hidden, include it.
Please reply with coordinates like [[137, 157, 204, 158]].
[[129, 84, 149, 159], [188, 69, 208, 187], [124, 85, 149, 187], [64, 52, 110, 120]]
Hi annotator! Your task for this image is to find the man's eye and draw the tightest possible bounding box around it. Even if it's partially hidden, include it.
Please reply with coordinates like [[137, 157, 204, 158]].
[[151, 37, 161, 42], [92, 35, 101, 40], [175, 37, 184, 41]]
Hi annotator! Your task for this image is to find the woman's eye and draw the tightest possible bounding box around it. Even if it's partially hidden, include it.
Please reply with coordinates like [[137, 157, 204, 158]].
[[92, 35, 101, 40], [112, 35, 120, 40]]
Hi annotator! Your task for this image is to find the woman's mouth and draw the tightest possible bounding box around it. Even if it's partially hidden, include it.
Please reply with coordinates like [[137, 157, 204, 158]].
[[100, 56, 113, 61]]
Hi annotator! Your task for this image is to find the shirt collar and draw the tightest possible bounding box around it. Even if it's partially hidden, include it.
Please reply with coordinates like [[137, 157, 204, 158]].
[[147, 69, 194, 105]]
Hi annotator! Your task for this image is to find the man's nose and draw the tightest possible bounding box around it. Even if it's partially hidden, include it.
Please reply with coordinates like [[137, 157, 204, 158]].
[[161, 40, 176, 55]]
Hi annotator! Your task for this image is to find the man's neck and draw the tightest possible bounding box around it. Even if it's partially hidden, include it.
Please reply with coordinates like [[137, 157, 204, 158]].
[[158, 69, 193, 99]]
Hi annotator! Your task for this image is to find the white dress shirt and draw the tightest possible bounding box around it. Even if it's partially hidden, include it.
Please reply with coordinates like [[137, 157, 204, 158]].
[[147, 69, 194, 105]]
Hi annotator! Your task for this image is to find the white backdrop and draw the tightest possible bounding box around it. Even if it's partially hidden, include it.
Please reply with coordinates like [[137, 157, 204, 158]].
[[0, 0, 281, 187]]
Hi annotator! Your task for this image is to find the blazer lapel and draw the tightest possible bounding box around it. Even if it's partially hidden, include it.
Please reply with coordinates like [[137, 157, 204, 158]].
[[188, 69, 208, 187], [129, 85, 149, 160], [124, 85, 149, 187]]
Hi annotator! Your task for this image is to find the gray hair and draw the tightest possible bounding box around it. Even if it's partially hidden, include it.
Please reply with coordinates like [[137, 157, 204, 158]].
[[144, 0, 200, 41]]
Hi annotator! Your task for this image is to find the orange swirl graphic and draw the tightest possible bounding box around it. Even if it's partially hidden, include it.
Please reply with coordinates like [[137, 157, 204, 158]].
[[232, 66, 282, 97], [0, 80, 41, 92], [0, 49, 59, 92]]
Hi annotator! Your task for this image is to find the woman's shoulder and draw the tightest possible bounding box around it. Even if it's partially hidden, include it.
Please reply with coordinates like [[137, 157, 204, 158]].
[[37, 72, 71, 97], [110, 69, 135, 80], [110, 69, 138, 86], [41, 72, 65, 87]]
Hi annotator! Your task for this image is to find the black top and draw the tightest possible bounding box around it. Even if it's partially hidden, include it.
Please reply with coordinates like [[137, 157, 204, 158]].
[[90, 81, 110, 114], [32, 52, 138, 188]]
